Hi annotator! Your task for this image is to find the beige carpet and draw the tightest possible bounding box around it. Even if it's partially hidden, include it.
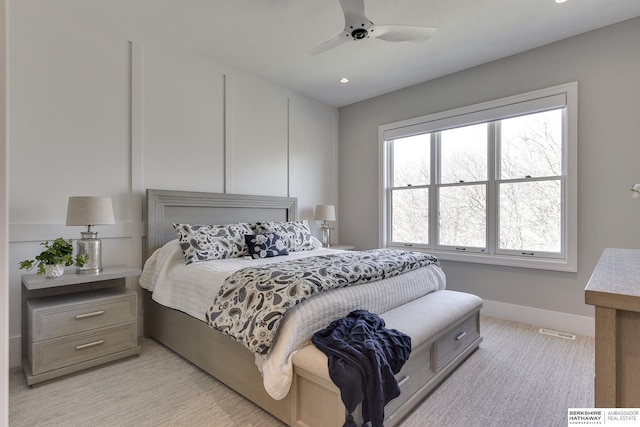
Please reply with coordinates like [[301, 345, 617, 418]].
[[9, 316, 594, 427], [400, 316, 594, 427]]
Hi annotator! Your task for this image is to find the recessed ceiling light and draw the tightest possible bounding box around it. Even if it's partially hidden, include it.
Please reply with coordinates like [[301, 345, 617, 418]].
[[555, 0, 567, 3], [340, 78, 349, 83]]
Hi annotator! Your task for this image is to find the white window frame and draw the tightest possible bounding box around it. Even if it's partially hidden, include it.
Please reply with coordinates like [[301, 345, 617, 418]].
[[379, 82, 577, 272]]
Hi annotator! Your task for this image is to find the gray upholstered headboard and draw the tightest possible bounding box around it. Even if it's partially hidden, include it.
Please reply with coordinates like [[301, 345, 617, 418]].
[[145, 189, 298, 259]]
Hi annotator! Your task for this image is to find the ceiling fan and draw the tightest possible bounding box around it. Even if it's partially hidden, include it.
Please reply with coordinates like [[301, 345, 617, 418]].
[[309, 0, 436, 56]]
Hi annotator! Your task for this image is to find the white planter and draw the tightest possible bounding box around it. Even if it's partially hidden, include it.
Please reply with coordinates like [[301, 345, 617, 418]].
[[45, 263, 66, 278]]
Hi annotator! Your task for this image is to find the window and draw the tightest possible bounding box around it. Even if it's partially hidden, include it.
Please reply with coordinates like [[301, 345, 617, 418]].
[[380, 83, 577, 271]]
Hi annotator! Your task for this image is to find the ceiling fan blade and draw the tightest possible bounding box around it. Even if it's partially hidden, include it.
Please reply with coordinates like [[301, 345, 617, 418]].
[[309, 0, 366, 56], [309, 0, 436, 55], [309, 33, 350, 56], [372, 24, 436, 43], [339, 0, 368, 28]]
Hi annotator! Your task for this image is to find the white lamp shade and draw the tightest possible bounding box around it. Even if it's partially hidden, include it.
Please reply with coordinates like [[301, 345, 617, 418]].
[[314, 204, 336, 221], [66, 196, 115, 226]]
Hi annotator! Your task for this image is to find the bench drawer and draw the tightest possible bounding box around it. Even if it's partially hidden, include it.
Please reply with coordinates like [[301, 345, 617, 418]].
[[434, 312, 480, 371], [386, 341, 435, 415], [29, 322, 137, 375]]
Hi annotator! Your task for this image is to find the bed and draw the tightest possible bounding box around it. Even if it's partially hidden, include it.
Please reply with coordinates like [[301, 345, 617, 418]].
[[140, 189, 483, 426]]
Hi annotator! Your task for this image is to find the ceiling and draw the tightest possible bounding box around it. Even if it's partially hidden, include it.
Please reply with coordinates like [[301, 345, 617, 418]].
[[17, 0, 640, 107]]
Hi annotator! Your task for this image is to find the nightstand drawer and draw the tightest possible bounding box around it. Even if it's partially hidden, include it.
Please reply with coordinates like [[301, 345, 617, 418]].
[[434, 312, 479, 371], [29, 322, 137, 375], [28, 287, 137, 341]]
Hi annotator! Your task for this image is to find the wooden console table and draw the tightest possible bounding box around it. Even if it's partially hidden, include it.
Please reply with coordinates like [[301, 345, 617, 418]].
[[585, 248, 640, 407]]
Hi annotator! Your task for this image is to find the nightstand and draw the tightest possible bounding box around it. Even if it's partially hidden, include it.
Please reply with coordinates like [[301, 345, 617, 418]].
[[330, 244, 356, 250], [21, 265, 141, 386]]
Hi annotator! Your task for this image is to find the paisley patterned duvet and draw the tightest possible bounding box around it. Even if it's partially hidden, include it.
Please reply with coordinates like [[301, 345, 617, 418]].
[[206, 249, 439, 355]]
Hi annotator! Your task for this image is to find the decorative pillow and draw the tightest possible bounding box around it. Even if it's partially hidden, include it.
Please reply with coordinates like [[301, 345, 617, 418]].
[[254, 220, 314, 252], [245, 233, 289, 259], [173, 222, 253, 264], [310, 236, 323, 249]]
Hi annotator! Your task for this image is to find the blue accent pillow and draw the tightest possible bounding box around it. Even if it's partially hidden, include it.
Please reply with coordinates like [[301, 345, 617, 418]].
[[245, 233, 289, 259]]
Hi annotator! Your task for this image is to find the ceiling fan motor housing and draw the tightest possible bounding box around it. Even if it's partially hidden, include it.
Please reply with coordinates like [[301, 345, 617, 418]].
[[351, 27, 369, 39]]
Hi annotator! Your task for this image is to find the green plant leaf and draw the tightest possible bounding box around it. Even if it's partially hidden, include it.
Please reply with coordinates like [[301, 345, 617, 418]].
[[19, 238, 84, 275]]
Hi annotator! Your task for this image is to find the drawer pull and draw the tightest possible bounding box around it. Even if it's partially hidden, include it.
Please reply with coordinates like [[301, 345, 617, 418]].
[[455, 332, 467, 341], [75, 310, 105, 320], [75, 340, 105, 351], [397, 376, 410, 387]]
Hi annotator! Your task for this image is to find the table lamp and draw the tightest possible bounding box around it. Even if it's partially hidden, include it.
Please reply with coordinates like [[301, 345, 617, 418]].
[[65, 196, 115, 274], [314, 204, 336, 248]]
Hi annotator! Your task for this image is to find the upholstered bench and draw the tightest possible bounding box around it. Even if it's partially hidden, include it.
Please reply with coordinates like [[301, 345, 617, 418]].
[[290, 290, 483, 427]]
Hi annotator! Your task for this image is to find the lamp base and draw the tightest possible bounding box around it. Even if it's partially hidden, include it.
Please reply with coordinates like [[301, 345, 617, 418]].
[[320, 223, 332, 248], [76, 267, 102, 275], [76, 231, 103, 275]]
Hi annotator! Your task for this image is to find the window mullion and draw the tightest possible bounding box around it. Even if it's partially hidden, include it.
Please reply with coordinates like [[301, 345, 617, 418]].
[[487, 121, 498, 255], [386, 140, 394, 246], [430, 132, 439, 250]]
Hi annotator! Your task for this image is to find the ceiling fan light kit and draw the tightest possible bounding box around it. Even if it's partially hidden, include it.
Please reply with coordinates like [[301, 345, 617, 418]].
[[309, 0, 436, 55]]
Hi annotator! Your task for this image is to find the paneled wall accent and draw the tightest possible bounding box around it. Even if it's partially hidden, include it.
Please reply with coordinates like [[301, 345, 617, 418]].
[[7, 3, 338, 367], [140, 45, 225, 193], [288, 94, 339, 219], [225, 72, 289, 197], [9, 4, 131, 224]]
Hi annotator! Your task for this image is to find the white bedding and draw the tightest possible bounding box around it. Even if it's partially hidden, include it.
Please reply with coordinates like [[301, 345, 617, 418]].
[[140, 240, 446, 400], [139, 239, 345, 321]]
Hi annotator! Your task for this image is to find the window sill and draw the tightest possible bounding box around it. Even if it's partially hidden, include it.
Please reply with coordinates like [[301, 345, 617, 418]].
[[387, 244, 577, 272]]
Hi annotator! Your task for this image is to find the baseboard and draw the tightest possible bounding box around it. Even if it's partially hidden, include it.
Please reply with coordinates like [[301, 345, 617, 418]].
[[9, 335, 21, 369], [481, 299, 595, 337]]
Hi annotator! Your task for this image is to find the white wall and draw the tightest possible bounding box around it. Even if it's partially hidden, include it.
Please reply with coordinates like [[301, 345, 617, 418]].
[[140, 44, 225, 194], [339, 17, 640, 334], [1, 0, 8, 423], [7, 2, 338, 368]]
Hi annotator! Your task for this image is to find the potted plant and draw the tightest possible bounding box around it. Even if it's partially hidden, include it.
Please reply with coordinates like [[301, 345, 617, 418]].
[[19, 238, 87, 277]]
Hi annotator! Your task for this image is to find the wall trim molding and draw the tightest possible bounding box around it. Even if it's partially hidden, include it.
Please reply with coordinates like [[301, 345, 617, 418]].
[[481, 299, 595, 337], [9, 221, 145, 242]]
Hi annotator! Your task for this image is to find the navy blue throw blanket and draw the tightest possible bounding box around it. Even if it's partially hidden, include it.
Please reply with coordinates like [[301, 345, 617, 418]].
[[311, 310, 412, 427]]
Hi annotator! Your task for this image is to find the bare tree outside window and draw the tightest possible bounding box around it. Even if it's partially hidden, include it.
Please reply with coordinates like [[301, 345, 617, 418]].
[[392, 188, 429, 244], [498, 110, 562, 252], [393, 134, 429, 187], [440, 124, 487, 184], [500, 110, 562, 180], [499, 181, 561, 252], [389, 108, 563, 254], [439, 124, 487, 248], [391, 134, 430, 244]]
